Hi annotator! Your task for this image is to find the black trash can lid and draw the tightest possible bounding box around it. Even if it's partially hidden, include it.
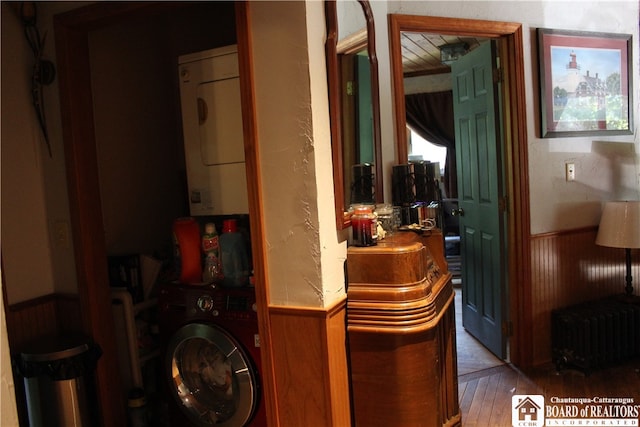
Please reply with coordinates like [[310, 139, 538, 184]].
[[20, 332, 91, 362]]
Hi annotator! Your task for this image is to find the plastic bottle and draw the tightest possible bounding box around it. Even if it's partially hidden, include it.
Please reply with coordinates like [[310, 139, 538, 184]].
[[202, 222, 220, 283], [219, 219, 249, 287], [172, 217, 202, 284]]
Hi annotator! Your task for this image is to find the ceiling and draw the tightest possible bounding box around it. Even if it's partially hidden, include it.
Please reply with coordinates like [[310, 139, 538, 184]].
[[400, 32, 487, 76]]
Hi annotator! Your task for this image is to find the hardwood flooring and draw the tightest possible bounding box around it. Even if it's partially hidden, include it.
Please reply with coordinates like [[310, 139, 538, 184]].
[[455, 288, 504, 376], [455, 289, 640, 426]]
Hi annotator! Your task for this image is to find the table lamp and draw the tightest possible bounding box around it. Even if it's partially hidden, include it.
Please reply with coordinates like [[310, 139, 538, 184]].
[[595, 201, 640, 297]]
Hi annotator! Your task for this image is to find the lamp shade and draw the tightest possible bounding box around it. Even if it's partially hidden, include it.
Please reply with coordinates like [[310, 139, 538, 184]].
[[595, 201, 640, 249]]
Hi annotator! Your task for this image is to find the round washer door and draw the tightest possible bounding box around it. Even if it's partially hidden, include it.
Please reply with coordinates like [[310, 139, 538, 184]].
[[166, 323, 259, 426]]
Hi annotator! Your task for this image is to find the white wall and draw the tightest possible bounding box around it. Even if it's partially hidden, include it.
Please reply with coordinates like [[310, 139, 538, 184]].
[[383, 0, 640, 234], [89, 18, 186, 256], [1, 3, 69, 304], [250, 1, 347, 307], [308, 0, 351, 307]]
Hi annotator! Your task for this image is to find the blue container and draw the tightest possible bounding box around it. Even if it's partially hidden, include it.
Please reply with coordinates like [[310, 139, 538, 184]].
[[219, 219, 249, 287]]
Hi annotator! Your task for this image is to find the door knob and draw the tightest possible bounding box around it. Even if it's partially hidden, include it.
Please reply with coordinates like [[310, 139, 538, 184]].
[[451, 208, 464, 217]]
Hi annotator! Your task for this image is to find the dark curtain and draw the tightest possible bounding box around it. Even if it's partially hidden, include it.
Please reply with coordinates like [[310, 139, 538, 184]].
[[405, 91, 457, 198]]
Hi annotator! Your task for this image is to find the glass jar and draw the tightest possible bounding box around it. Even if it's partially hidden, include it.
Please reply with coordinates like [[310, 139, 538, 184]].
[[351, 205, 377, 247], [375, 204, 394, 236]]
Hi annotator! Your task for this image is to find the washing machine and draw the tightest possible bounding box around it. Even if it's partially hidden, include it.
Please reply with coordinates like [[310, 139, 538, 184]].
[[158, 282, 266, 427]]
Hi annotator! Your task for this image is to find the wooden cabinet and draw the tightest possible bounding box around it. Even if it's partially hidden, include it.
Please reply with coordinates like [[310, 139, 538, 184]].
[[346, 232, 460, 427], [421, 228, 447, 272]]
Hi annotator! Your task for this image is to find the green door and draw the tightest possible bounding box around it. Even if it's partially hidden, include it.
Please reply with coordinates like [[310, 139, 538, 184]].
[[451, 40, 507, 358]]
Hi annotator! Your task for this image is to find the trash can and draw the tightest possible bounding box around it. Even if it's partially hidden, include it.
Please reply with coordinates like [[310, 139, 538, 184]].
[[14, 333, 102, 427]]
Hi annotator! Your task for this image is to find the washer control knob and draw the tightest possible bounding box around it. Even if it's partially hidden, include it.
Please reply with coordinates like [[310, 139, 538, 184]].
[[197, 295, 214, 312]]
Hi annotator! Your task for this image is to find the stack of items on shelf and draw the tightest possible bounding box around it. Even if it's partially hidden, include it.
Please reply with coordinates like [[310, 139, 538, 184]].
[[171, 216, 251, 288], [391, 161, 442, 229]]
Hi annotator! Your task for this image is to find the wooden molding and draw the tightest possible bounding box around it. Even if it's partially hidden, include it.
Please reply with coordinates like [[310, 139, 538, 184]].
[[235, 3, 278, 425], [268, 298, 351, 426]]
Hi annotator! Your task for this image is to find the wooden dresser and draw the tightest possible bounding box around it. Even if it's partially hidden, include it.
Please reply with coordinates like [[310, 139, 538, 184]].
[[346, 231, 460, 427]]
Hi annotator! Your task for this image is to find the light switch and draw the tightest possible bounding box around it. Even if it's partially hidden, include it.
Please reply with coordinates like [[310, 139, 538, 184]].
[[566, 163, 576, 181]]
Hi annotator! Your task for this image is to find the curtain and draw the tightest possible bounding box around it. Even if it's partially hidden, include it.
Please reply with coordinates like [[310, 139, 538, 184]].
[[405, 91, 457, 198]]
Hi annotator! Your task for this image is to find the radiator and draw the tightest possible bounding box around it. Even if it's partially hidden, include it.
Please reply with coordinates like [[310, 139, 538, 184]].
[[551, 298, 640, 373]]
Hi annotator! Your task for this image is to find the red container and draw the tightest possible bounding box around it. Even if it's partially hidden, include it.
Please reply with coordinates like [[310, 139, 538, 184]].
[[351, 206, 377, 247], [172, 217, 202, 284], [222, 219, 238, 233]]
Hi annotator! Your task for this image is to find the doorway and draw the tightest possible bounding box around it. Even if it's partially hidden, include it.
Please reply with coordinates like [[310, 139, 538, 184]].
[[53, 3, 271, 424], [404, 38, 508, 362], [389, 14, 533, 370], [407, 126, 504, 373]]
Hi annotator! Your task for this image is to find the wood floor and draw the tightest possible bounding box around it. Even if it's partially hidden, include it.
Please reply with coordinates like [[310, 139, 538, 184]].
[[455, 288, 504, 376], [454, 289, 640, 426]]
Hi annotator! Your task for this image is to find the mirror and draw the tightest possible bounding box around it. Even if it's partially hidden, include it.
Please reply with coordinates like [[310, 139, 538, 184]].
[[326, 0, 382, 230]]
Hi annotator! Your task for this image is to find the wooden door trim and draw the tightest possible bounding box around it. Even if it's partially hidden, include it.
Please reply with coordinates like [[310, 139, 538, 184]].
[[389, 14, 532, 366], [234, 3, 277, 424], [55, 6, 126, 425]]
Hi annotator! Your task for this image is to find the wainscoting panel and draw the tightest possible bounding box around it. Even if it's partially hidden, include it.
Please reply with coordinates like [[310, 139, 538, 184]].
[[6, 295, 57, 351], [530, 227, 639, 365], [5, 294, 81, 352], [268, 298, 351, 427]]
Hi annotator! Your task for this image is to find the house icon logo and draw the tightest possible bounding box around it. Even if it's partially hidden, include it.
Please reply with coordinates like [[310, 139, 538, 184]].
[[512, 395, 544, 427]]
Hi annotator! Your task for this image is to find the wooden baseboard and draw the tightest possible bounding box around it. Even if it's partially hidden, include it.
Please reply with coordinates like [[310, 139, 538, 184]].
[[268, 298, 351, 426]]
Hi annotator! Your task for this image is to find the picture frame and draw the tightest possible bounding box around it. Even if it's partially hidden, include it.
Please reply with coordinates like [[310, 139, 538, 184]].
[[537, 28, 633, 138]]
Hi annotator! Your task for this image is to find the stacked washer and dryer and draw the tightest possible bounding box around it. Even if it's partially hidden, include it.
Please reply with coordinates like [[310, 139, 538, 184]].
[[157, 45, 266, 426]]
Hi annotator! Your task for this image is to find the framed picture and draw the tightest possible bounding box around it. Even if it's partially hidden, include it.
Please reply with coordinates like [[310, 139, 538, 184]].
[[537, 28, 633, 138]]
